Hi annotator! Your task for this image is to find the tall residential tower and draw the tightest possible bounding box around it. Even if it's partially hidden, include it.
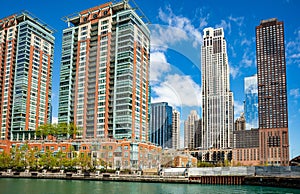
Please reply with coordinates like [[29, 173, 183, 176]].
[[0, 12, 54, 140], [201, 27, 234, 150], [256, 18, 289, 166], [58, 1, 150, 141]]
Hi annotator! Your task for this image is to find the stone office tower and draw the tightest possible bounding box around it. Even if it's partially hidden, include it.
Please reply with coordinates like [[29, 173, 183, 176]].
[[256, 18, 289, 166], [58, 1, 150, 141], [0, 12, 54, 140], [201, 27, 234, 150]]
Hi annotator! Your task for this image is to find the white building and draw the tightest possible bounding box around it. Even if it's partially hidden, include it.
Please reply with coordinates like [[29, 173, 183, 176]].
[[172, 110, 180, 149], [184, 110, 199, 149], [201, 27, 234, 150]]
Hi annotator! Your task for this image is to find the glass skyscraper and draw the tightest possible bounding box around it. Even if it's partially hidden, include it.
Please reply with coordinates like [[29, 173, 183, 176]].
[[0, 11, 54, 140], [244, 74, 258, 130], [150, 102, 172, 149], [58, 1, 150, 141]]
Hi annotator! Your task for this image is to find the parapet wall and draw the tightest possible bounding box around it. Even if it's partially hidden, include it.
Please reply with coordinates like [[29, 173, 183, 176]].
[[161, 166, 300, 177], [254, 166, 300, 177], [187, 167, 255, 176]]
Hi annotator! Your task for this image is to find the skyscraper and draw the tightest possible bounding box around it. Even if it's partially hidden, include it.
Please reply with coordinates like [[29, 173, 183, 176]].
[[184, 110, 199, 149], [172, 110, 180, 149], [244, 74, 258, 130], [201, 27, 234, 150], [234, 113, 246, 131], [0, 11, 54, 140], [58, 1, 150, 141], [194, 118, 202, 149], [150, 102, 172, 148], [256, 18, 289, 166]]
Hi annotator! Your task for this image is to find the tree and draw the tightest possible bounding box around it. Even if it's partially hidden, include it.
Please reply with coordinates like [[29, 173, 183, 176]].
[[39, 150, 57, 170], [10, 146, 26, 171], [197, 161, 214, 167], [57, 123, 68, 139], [25, 148, 39, 170], [0, 152, 11, 170], [36, 123, 56, 139], [78, 152, 92, 171], [68, 123, 82, 139]]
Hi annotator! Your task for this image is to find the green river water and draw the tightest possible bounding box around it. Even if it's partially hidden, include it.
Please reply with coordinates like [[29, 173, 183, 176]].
[[0, 178, 299, 194]]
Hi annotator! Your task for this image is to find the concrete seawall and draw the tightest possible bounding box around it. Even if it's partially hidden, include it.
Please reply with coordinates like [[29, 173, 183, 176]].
[[1, 167, 300, 189]]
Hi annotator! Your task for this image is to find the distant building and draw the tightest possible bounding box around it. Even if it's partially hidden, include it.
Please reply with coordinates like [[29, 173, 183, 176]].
[[244, 74, 258, 130], [234, 113, 246, 131], [184, 110, 199, 149], [172, 110, 180, 149], [161, 148, 197, 168], [58, 1, 150, 141], [256, 18, 289, 166], [0, 12, 54, 140], [150, 102, 172, 149], [201, 27, 234, 150], [194, 119, 202, 149]]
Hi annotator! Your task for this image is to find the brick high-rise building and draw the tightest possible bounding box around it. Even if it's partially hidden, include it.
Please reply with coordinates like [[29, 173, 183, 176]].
[[0, 12, 54, 140], [256, 18, 289, 166], [58, 1, 150, 141]]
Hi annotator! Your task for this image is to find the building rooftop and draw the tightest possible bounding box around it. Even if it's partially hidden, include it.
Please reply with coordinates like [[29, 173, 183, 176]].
[[62, 0, 150, 27], [0, 10, 55, 34]]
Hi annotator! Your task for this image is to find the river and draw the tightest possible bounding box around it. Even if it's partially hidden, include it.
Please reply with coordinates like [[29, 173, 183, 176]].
[[0, 178, 299, 194]]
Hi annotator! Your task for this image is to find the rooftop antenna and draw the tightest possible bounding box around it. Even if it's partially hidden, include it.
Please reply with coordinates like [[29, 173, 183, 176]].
[[129, 0, 151, 24]]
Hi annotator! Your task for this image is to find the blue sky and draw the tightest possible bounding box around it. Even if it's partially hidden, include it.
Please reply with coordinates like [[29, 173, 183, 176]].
[[1, 0, 300, 158]]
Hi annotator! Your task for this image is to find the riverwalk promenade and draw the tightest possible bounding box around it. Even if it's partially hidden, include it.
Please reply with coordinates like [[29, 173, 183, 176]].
[[1, 166, 300, 189]]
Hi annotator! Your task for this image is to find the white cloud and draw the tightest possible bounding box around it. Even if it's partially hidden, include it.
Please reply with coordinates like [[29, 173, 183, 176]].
[[200, 17, 208, 28], [229, 64, 241, 79], [290, 53, 300, 59], [151, 25, 188, 49], [150, 51, 171, 83], [234, 101, 244, 119], [215, 20, 231, 34], [228, 16, 244, 27], [290, 88, 300, 98], [151, 74, 201, 108], [241, 38, 251, 46], [151, 7, 202, 49], [241, 52, 254, 68], [286, 29, 300, 66]]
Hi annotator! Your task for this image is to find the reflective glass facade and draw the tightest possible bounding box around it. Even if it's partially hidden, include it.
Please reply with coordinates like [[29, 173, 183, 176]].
[[150, 102, 172, 149], [244, 74, 258, 130]]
